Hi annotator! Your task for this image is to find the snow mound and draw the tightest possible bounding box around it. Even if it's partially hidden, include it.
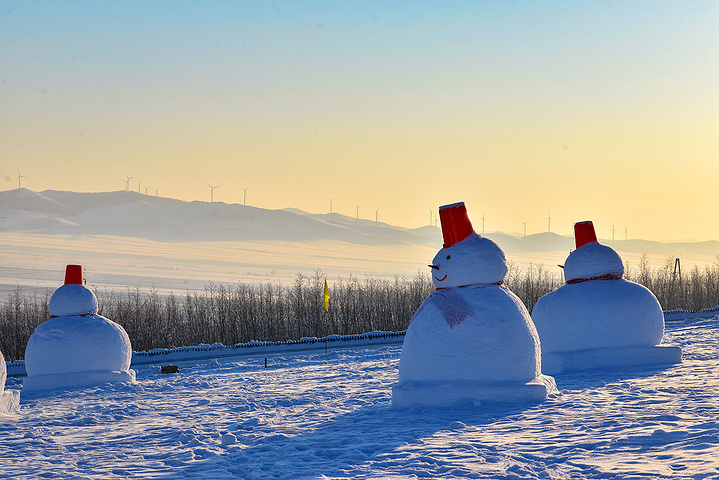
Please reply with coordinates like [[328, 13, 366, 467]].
[[393, 375, 557, 407], [22, 370, 136, 392], [564, 242, 624, 282], [24, 314, 134, 391], [0, 350, 20, 414], [1, 350, 5, 388], [49, 284, 98, 317], [534, 273, 682, 374], [535, 280, 664, 352], [541, 344, 682, 375]]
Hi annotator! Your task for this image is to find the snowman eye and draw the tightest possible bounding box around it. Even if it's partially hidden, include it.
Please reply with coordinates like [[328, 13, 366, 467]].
[[446, 255, 451, 259]]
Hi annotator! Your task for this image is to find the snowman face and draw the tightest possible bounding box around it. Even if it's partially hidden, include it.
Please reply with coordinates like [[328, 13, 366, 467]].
[[429, 233, 508, 288]]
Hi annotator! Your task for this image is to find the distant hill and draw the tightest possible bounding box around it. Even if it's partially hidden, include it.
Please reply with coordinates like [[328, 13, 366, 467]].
[[0, 188, 441, 246], [1, 188, 718, 262]]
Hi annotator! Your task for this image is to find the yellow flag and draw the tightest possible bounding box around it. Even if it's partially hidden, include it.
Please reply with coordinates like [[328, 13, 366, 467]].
[[323, 279, 329, 311]]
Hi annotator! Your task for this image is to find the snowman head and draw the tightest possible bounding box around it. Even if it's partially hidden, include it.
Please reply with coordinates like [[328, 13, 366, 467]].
[[429, 203, 508, 288], [49, 265, 98, 317], [563, 221, 624, 283]]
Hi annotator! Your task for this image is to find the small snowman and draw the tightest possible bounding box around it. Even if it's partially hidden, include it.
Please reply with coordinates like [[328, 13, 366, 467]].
[[0, 349, 20, 414], [532, 221, 682, 374], [392, 202, 556, 407], [23, 265, 136, 391]]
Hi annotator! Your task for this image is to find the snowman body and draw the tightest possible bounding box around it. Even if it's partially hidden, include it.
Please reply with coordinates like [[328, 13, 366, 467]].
[[393, 233, 556, 407], [24, 283, 135, 391], [533, 240, 682, 374]]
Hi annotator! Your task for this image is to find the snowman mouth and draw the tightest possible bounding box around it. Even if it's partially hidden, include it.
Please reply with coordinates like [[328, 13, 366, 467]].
[[434, 275, 447, 282]]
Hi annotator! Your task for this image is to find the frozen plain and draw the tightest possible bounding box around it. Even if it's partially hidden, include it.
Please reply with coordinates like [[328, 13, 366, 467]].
[[2, 318, 718, 479]]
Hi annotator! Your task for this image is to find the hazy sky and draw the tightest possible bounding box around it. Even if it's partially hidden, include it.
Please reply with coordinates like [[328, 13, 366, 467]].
[[2, 1, 717, 241]]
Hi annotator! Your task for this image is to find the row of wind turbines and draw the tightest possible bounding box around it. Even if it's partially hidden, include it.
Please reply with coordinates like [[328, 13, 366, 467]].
[[207, 183, 249, 206], [329, 198, 382, 225], [427, 209, 630, 242], [120, 175, 251, 207], [15, 172, 631, 240], [121, 174, 160, 197]]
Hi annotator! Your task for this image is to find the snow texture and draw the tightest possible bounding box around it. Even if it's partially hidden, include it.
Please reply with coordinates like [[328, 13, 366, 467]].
[[395, 232, 555, 406], [24, 313, 134, 391], [6, 331, 407, 378], [563, 241, 624, 282], [0, 350, 5, 390], [48, 283, 98, 317], [534, 243, 682, 374], [1, 318, 717, 479], [0, 349, 20, 414]]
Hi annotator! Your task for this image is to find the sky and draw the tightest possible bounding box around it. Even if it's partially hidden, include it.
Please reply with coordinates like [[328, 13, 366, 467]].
[[1, 1, 718, 241]]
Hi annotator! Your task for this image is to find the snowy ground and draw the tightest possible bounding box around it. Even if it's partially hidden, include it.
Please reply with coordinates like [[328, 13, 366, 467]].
[[2, 318, 718, 479], [4, 230, 715, 299]]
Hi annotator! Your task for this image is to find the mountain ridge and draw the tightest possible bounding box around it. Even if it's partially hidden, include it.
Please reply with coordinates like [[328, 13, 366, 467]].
[[1, 188, 718, 261]]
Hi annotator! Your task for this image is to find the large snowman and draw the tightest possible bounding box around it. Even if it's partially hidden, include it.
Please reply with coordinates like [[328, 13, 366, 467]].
[[532, 221, 682, 374], [24, 265, 135, 391], [393, 202, 557, 407], [1, 349, 20, 414]]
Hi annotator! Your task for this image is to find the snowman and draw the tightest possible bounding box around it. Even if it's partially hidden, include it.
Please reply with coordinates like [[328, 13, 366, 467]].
[[23, 265, 136, 391], [0, 349, 20, 414], [392, 202, 557, 407], [532, 221, 682, 374]]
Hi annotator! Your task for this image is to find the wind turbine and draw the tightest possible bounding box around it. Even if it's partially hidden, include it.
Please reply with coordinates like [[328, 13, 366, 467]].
[[242, 187, 249, 206], [356, 205, 360, 219], [611, 224, 615, 243], [329, 198, 336, 214], [123, 174, 132, 191], [481, 212, 486, 234], [522, 220, 529, 237], [155, 189, 159, 197], [624, 225, 628, 243], [547, 212, 551, 233], [429, 209, 433, 227], [144, 186, 149, 195], [375, 206, 380, 226], [17, 170, 25, 189], [208, 184, 219, 203], [137, 180, 141, 193]]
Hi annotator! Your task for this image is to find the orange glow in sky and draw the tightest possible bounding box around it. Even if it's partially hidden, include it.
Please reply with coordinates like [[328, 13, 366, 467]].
[[1, 1, 718, 241]]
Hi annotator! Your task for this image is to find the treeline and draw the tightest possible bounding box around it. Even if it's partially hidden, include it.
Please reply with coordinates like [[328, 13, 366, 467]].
[[623, 254, 719, 311], [2, 258, 718, 361], [0, 272, 433, 361], [100, 272, 432, 356]]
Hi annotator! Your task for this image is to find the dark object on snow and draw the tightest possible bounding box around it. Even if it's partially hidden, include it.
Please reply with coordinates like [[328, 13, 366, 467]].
[[161, 365, 179, 374]]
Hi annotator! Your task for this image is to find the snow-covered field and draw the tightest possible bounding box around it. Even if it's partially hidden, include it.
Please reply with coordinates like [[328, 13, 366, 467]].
[[0, 232, 440, 298], [2, 317, 717, 479]]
